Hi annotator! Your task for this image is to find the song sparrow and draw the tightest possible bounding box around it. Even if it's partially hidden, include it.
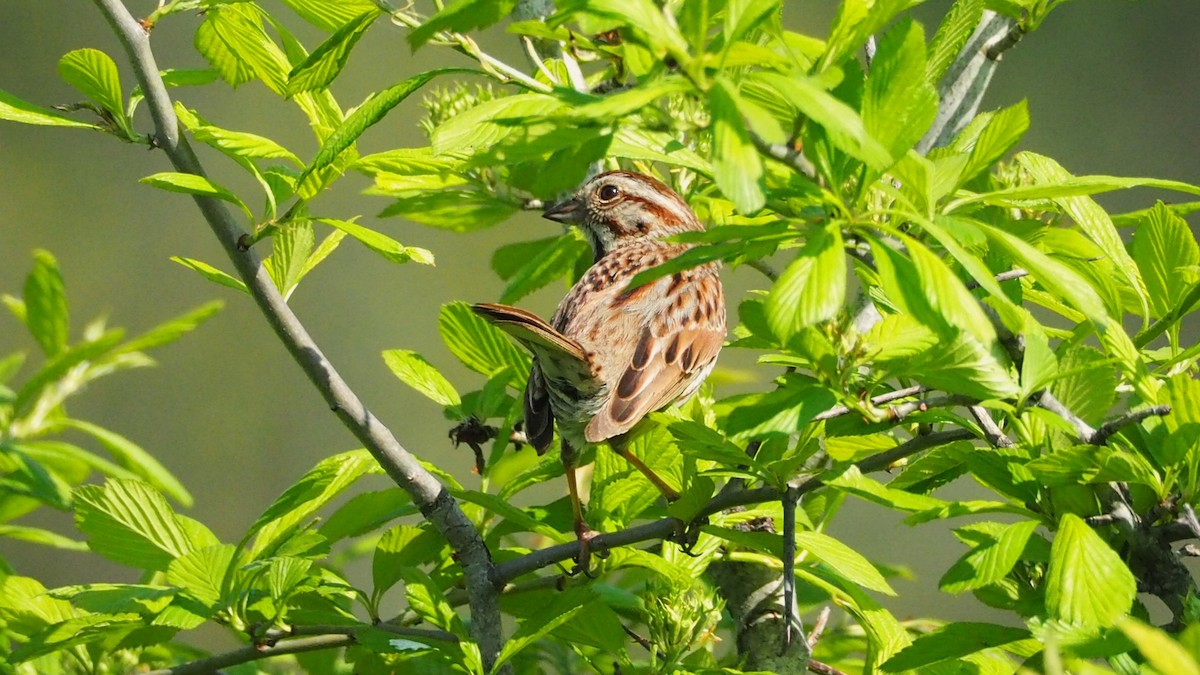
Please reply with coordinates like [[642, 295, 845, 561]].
[[473, 170, 726, 571]]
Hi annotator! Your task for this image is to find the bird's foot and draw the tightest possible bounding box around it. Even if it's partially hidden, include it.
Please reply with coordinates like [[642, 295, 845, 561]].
[[567, 526, 609, 577], [671, 515, 709, 557]]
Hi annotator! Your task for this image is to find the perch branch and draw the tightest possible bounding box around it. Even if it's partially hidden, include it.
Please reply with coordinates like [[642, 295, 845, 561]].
[[1090, 405, 1172, 446], [145, 634, 353, 675], [968, 405, 1014, 448], [89, 0, 505, 669]]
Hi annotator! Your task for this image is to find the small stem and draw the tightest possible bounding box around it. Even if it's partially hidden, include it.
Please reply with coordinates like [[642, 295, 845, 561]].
[[968, 405, 1014, 448], [1091, 405, 1172, 446], [144, 634, 353, 675]]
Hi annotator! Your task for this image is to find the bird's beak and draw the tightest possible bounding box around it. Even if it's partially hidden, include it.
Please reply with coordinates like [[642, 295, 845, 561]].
[[542, 196, 582, 224]]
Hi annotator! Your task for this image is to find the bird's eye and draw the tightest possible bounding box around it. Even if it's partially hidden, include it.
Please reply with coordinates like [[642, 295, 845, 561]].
[[598, 184, 621, 201]]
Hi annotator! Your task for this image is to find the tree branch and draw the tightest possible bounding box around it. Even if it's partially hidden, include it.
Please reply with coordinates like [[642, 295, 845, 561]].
[[968, 405, 1014, 448], [492, 429, 973, 583], [1090, 405, 1172, 446], [89, 0, 505, 669], [145, 634, 353, 675]]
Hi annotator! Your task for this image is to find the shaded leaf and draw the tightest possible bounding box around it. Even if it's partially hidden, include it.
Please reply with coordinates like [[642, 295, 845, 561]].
[[882, 622, 1031, 672], [23, 249, 69, 356], [766, 225, 845, 342], [74, 479, 195, 571]]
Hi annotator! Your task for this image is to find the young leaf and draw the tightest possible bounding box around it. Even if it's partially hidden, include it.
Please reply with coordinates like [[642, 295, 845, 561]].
[[1132, 202, 1200, 321], [926, 0, 983, 83], [167, 544, 235, 607], [74, 479, 195, 571], [399, 568, 468, 637], [170, 257, 250, 295], [408, 0, 519, 50], [316, 218, 434, 266], [118, 300, 223, 355], [0, 525, 86, 551], [958, 100, 1029, 185], [57, 48, 126, 122], [1045, 513, 1136, 628], [245, 450, 381, 556], [275, 0, 378, 32], [1117, 617, 1200, 675], [940, 520, 1039, 593], [23, 250, 69, 356], [373, 525, 447, 599], [795, 530, 896, 595], [492, 589, 588, 672], [498, 233, 589, 304], [383, 350, 461, 407], [286, 11, 382, 95], [709, 78, 765, 214], [0, 88, 100, 129], [765, 225, 846, 342], [195, 5, 290, 95], [140, 173, 252, 220], [265, 220, 315, 299], [862, 19, 937, 161], [319, 488, 412, 543], [377, 189, 519, 231]]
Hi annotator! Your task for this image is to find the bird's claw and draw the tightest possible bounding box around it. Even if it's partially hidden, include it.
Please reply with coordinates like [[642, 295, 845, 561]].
[[567, 527, 604, 577], [672, 515, 709, 556]]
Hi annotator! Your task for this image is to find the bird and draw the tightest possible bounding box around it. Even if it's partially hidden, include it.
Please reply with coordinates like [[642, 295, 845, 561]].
[[472, 170, 726, 572]]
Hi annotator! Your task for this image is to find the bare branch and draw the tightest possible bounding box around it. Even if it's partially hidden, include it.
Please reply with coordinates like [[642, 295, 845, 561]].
[[751, 131, 818, 180], [965, 267, 1028, 290], [1091, 405, 1172, 446], [809, 660, 851, 675], [88, 0, 504, 668], [968, 405, 1014, 448], [145, 634, 353, 675]]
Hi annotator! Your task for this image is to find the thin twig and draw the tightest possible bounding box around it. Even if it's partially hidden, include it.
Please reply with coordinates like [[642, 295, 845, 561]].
[[88, 0, 505, 668], [809, 659, 850, 675], [750, 131, 818, 180], [780, 484, 804, 655], [807, 606, 832, 649], [965, 267, 1028, 290], [968, 405, 1014, 448], [748, 258, 781, 282], [811, 386, 928, 422], [1091, 405, 1172, 446], [145, 634, 353, 675]]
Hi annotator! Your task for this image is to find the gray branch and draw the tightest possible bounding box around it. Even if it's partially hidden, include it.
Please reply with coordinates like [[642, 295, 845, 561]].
[[88, 0, 505, 669], [146, 634, 353, 675]]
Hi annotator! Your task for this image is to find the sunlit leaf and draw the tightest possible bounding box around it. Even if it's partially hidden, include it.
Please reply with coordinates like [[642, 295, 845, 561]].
[[22, 250, 69, 356], [287, 11, 381, 95], [1045, 513, 1136, 627], [74, 479, 195, 571], [383, 350, 461, 407]]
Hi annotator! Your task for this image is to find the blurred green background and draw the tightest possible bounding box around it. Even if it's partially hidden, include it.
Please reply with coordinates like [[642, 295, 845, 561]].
[[1, 0, 1197, 647]]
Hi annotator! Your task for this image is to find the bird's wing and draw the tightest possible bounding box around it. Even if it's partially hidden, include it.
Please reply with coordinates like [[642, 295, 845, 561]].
[[585, 275, 725, 443], [472, 303, 588, 362], [523, 361, 555, 454]]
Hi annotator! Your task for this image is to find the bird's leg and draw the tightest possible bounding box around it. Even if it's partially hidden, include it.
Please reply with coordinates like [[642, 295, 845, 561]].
[[612, 436, 680, 501], [562, 440, 600, 576]]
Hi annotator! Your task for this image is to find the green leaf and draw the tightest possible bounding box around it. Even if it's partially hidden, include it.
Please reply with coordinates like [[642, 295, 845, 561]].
[[23, 249, 69, 356], [74, 479, 195, 571], [2, 444, 74, 510], [610, 126, 713, 174], [492, 589, 588, 673], [383, 350, 461, 407], [119, 300, 223, 355], [709, 78, 765, 214], [578, 0, 691, 61], [1051, 345, 1115, 426], [373, 525, 447, 599], [1118, 617, 1200, 675], [959, 100, 1029, 185], [275, 0, 378, 32], [497, 232, 588, 304], [315, 218, 434, 266], [195, 5, 289, 95], [940, 520, 1039, 593], [926, 0, 983, 83], [140, 172, 251, 219], [377, 189, 518, 231], [0, 524, 86, 551], [287, 11, 381, 95], [57, 48, 125, 121], [666, 419, 764, 472], [752, 71, 891, 170], [246, 450, 380, 556], [170, 256, 250, 295], [265, 220, 315, 299], [0, 88, 99, 129], [408, 0, 518, 50], [167, 544, 235, 607], [1019, 152, 1151, 319], [319, 488, 412, 543], [14, 329, 125, 416], [301, 68, 476, 186], [184, 118, 302, 165], [1026, 445, 1161, 491], [0, 576, 75, 635], [1045, 513, 1136, 628], [455, 489, 568, 541], [820, 0, 912, 69], [795, 530, 895, 595], [722, 375, 838, 439], [766, 225, 846, 342], [882, 622, 1031, 672], [64, 419, 192, 507], [399, 568, 467, 637], [1133, 202, 1200, 321], [438, 302, 531, 381], [863, 19, 937, 161], [48, 583, 174, 616]]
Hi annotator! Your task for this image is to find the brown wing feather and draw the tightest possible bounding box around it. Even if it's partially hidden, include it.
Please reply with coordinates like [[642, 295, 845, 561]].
[[523, 361, 554, 455], [472, 303, 587, 361], [585, 323, 723, 442]]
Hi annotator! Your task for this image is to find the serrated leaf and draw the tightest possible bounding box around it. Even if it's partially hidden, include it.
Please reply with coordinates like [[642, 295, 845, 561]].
[[167, 544, 235, 607], [319, 488, 412, 543], [58, 48, 125, 121], [960, 100, 1029, 185], [186, 120, 302, 165], [863, 19, 937, 161], [64, 419, 192, 507], [766, 225, 845, 341], [14, 329, 125, 415], [377, 189, 518, 231], [195, 5, 289, 95], [408, 0, 518, 50], [265, 219, 315, 299], [610, 126, 713, 174], [48, 583, 175, 616], [171, 256, 250, 295], [498, 233, 588, 303], [722, 375, 838, 439], [74, 479, 194, 571], [1133, 202, 1200, 321], [246, 449, 380, 556], [492, 588, 587, 672], [1050, 345, 1115, 426], [399, 568, 467, 637], [438, 302, 531, 382], [795, 530, 895, 595], [752, 71, 891, 170], [0, 88, 100, 129], [275, 0, 378, 31], [1026, 445, 1161, 491], [926, 0, 983, 83], [581, 0, 691, 60], [1045, 513, 1136, 627], [882, 622, 1031, 672], [315, 217, 434, 266], [373, 525, 447, 598], [383, 349, 460, 407], [940, 519, 1039, 593], [23, 249, 69, 356], [709, 78, 765, 214], [0, 576, 76, 635], [431, 93, 564, 158], [140, 172, 251, 219], [287, 11, 381, 95]]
